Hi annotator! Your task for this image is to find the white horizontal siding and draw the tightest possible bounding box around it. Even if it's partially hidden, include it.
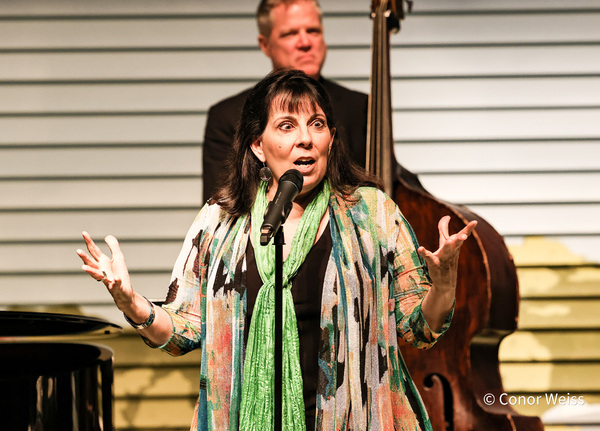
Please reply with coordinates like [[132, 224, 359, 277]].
[[2, 171, 597, 210], [1, 274, 171, 305], [418, 172, 600, 204], [4, 77, 600, 114], [1, 0, 599, 15], [0, 82, 252, 113], [3, 109, 600, 145], [5, 14, 599, 48], [469, 204, 600, 236], [0, 209, 198, 241], [0, 178, 202, 209], [0, 19, 260, 49], [0, 5, 596, 285], [3, 45, 599, 81], [0, 0, 597, 309], [5, 141, 600, 179], [395, 141, 600, 172], [0, 147, 201, 177], [0, 241, 180, 273], [0, 116, 204, 144]]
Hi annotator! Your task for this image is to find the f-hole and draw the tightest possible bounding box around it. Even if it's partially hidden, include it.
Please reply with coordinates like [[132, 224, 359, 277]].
[[424, 373, 454, 431]]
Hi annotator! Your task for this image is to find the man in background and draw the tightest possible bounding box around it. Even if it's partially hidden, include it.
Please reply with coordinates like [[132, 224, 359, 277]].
[[202, 0, 368, 200]]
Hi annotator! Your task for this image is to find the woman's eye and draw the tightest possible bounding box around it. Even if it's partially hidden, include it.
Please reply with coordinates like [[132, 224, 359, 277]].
[[278, 122, 294, 131], [311, 118, 326, 129]]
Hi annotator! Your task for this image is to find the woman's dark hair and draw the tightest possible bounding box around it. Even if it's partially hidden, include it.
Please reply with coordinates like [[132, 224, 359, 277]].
[[212, 68, 382, 216]]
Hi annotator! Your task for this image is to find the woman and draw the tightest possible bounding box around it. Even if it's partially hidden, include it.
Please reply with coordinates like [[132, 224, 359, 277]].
[[77, 69, 476, 431]]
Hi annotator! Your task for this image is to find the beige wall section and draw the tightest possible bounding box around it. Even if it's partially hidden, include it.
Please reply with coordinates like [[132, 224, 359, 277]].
[[1, 0, 599, 429], [501, 239, 600, 425]]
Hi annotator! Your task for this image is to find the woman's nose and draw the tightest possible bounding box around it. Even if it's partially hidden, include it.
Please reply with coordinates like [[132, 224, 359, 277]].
[[296, 126, 312, 147]]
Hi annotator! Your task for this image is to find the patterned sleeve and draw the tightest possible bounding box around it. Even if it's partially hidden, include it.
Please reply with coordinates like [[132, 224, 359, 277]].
[[386, 198, 453, 350], [145, 204, 218, 356]]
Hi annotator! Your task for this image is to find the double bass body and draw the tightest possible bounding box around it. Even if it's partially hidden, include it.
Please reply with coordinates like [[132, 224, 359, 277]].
[[395, 170, 544, 431]]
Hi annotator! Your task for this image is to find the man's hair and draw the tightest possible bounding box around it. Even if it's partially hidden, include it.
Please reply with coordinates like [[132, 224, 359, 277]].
[[256, 0, 322, 37]]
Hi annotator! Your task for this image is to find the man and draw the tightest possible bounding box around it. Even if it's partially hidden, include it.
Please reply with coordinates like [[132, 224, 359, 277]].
[[202, 0, 368, 200]]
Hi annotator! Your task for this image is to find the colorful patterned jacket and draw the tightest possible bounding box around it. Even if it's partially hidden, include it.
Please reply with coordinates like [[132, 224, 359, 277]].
[[156, 186, 452, 430]]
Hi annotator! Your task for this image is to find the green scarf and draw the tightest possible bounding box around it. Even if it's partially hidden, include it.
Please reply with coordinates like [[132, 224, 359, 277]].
[[239, 179, 330, 430]]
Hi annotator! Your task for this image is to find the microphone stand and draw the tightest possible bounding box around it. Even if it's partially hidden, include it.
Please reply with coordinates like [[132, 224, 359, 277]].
[[273, 226, 284, 431]]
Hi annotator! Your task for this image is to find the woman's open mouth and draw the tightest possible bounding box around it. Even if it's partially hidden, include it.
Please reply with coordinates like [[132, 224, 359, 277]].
[[294, 158, 315, 171]]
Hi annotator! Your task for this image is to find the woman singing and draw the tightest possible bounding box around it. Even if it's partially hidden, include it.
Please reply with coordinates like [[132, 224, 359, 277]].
[[77, 68, 476, 431]]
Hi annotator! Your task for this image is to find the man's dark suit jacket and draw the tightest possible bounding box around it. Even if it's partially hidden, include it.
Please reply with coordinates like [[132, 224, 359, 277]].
[[202, 78, 368, 201]]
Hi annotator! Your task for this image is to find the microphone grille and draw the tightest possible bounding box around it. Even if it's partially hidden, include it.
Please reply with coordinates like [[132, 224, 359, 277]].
[[280, 169, 303, 191]]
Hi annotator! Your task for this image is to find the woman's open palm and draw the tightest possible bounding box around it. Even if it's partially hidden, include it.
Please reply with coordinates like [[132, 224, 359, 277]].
[[77, 232, 134, 310]]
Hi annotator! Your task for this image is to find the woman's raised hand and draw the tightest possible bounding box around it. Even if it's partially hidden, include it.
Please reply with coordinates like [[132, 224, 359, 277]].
[[76, 231, 134, 311], [77, 232, 173, 344], [418, 216, 477, 332], [417, 216, 477, 293]]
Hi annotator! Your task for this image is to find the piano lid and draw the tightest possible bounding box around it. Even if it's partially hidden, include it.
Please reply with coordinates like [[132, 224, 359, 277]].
[[0, 310, 122, 339]]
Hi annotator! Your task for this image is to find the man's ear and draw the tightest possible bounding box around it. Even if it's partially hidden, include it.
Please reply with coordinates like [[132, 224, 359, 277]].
[[250, 137, 266, 162], [258, 34, 270, 57]]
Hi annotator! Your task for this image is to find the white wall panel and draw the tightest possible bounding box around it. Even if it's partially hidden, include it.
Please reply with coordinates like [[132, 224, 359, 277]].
[[0, 19, 258, 49], [0, 242, 180, 273], [0, 116, 203, 144], [4, 77, 600, 114], [388, 77, 600, 109], [418, 172, 600, 204], [0, 147, 200, 177], [1, 273, 171, 304], [2, 13, 598, 85], [0, 209, 198, 241], [0, 51, 272, 80], [327, 46, 600, 78], [394, 142, 600, 173], [0, 0, 257, 16], [398, 13, 600, 44], [3, 108, 599, 147], [0, 50, 271, 81], [0, 178, 202, 209], [0, 82, 252, 112], [4, 45, 599, 81], [1, 0, 599, 15], [392, 109, 600, 141], [467, 204, 600, 236]]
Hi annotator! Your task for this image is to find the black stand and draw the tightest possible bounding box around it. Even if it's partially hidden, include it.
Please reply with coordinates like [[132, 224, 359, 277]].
[[273, 227, 284, 431]]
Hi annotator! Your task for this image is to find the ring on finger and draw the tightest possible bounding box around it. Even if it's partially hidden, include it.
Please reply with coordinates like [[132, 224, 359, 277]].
[[97, 271, 107, 283]]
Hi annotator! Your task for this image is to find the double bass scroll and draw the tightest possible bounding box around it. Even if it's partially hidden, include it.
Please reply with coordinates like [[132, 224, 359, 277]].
[[366, 1, 545, 430]]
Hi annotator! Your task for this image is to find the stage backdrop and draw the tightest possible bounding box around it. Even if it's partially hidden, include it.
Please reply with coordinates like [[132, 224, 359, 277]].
[[1, 0, 599, 429]]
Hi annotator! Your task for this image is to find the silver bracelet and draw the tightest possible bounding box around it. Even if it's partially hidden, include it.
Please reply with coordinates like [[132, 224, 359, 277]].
[[123, 296, 156, 329]]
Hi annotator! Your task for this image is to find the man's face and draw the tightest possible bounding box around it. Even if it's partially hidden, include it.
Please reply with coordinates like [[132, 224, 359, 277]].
[[258, 0, 327, 79]]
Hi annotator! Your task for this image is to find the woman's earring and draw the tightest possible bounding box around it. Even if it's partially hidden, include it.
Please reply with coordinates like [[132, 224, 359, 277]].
[[259, 163, 272, 182]]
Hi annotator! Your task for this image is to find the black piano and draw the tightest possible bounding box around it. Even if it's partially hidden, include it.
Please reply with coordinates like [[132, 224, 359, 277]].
[[0, 311, 121, 431]]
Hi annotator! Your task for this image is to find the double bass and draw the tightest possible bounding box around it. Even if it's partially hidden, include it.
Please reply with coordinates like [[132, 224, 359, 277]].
[[367, 1, 545, 430]]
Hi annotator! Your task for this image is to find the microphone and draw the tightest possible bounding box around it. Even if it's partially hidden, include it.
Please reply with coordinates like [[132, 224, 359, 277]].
[[260, 168, 303, 245]]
